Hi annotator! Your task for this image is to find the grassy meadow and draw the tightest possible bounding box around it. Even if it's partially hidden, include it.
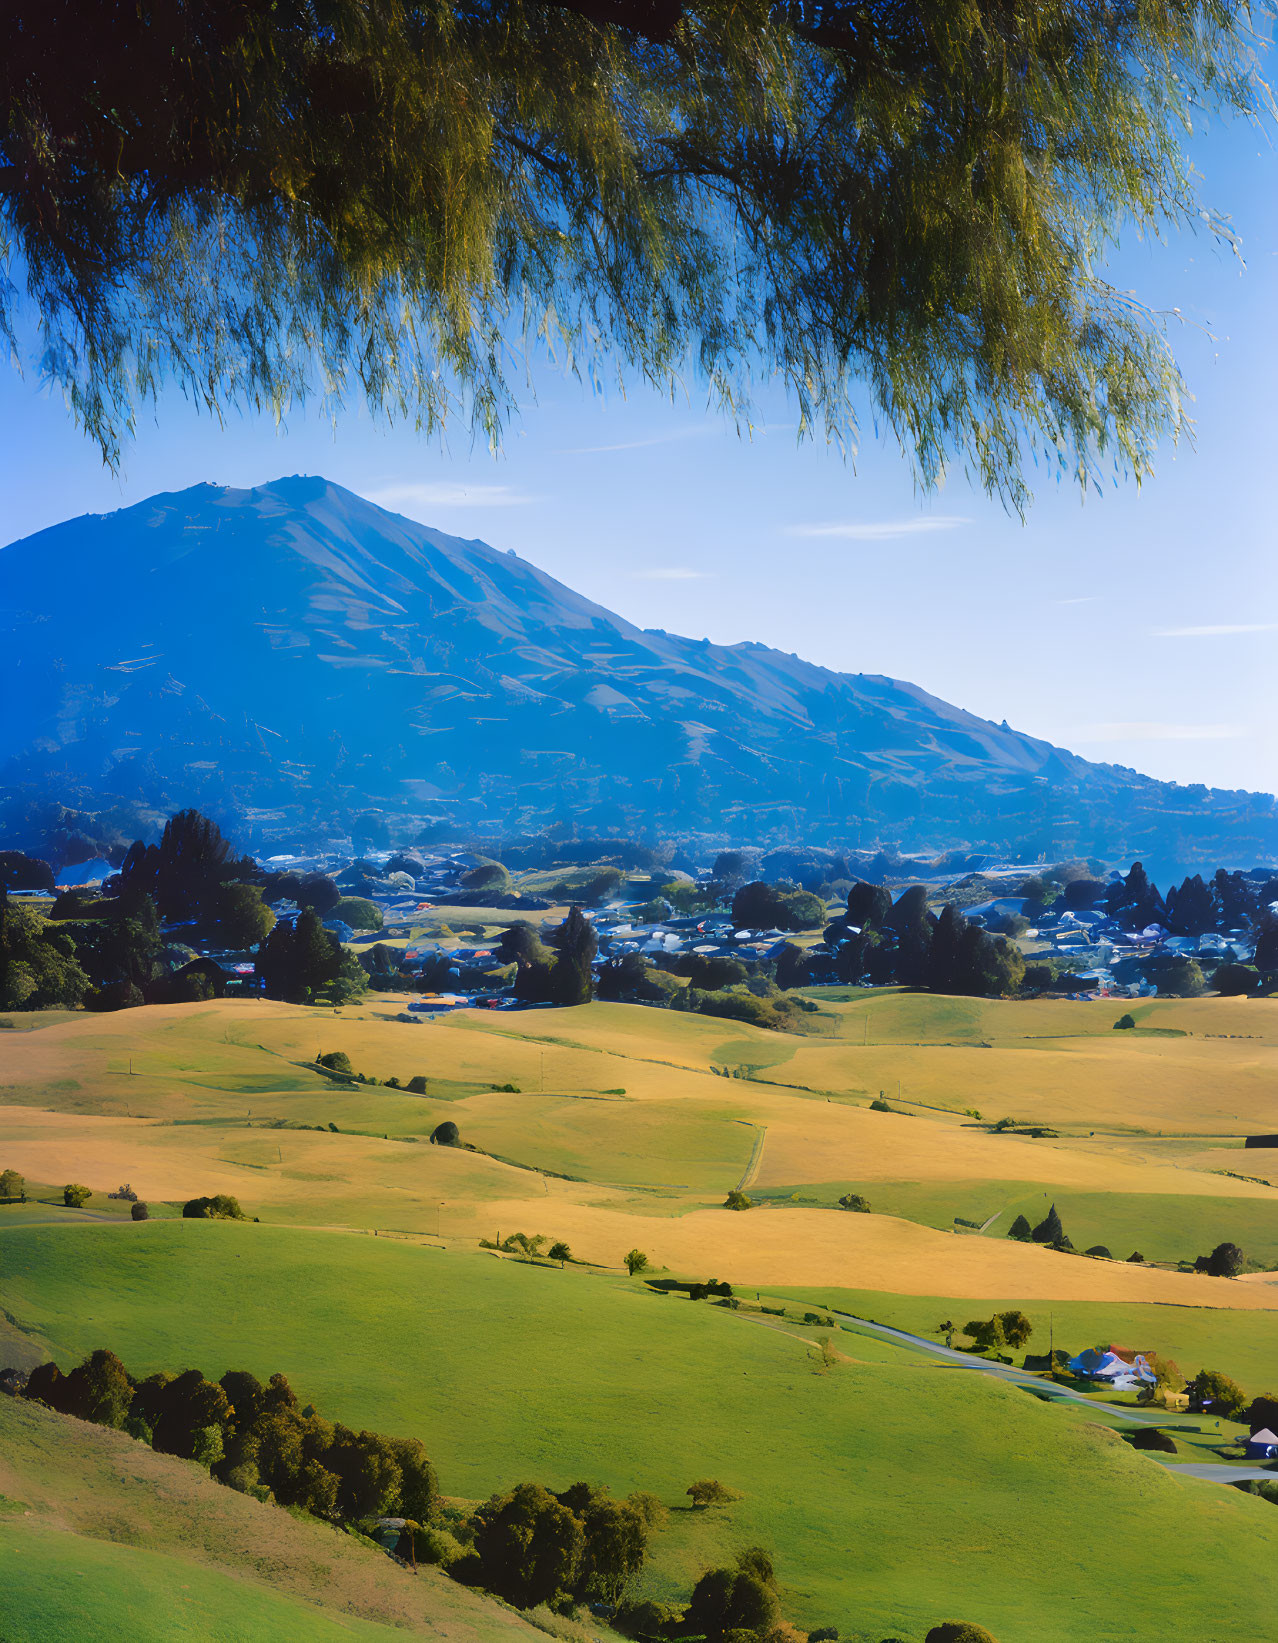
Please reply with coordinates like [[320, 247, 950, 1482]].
[[4, 989, 1278, 1641], [6, 1221, 1278, 1643]]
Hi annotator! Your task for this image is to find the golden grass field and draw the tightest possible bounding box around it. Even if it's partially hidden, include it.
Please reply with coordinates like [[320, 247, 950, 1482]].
[[2, 990, 1277, 1306]]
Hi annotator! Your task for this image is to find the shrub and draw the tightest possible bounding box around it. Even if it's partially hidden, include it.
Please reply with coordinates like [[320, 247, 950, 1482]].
[[1113, 1013, 1136, 1030], [837, 1194, 871, 1213], [1127, 1250, 1145, 1263], [1131, 1427, 1177, 1453], [407, 1074, 428, 1093], [63, 1183, 92, 1207], [332, 897, 383, 930], [131, 1201, 150, 1221], [925, 1626, 998, 1643], [869, 1098, 892, 1112], [1006, 1215, 1032, 1241], [723, 1190, 752, 1211], [686, 1479, 742, 1507], [431, 1121, 460, 1146], [1084, 1245, 1112, 1258], [414, 1525, 466, 1567], [317, 1050, 353, 1074], [183, 1194, 246, 1220]]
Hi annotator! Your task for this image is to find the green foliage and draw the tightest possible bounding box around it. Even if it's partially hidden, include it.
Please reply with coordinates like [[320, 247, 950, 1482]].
[[472, 1482, 584, 1608], [548, 1242, 573, 1267], [837, 1194, 871, 1214], [62, 1183, 92, 1208], [0, 900, 90, 1010], [1205, 1241, 1245, 1278], [431, 1121, 461, 1146], [333, 897, 383, 932], [183, 1195, 246, 1221], [1007, 1215, 1032, 1242], [62, 1348, 135, 1428], [624, 1249, 649, 1277], [925, 1626, 998, 1643], [258, 910, 344, 1004], [317, 1051, 354, 1074], [131, 1201, 150, 1222], [1031, 1204, 1066, 1246], [686, 1478, 743, 1508], [0, 1167, 25, 1199], [550, 907, 597, 1007], [117, 811, 255, 924], [732, 882, 826, 932], [723, 1190, 752, 1212], [461, 861, 512, 895], [1191, 1369, 1247, 1417], [205, 882, 276, 949], [1113, 1014, 1137, 1030], [689, 1549, 780, 1639]]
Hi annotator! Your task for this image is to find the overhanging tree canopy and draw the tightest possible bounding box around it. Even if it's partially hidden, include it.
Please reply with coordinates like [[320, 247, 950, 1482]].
[[1, 1, 1268, 503]]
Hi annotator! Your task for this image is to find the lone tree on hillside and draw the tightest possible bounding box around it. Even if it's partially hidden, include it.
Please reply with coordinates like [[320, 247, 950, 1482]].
[[1007, 1215, 1033, 1242], [686, 1479, 743, 1509], [1204, 1242, 1245, 1278], [723, 1190, 752, 1212], [63, 1183, 92, 1207], [3, 3, 1264, 506], [548, 1241, 572, 1267], [430, 1121, 460, 1147], [624, 1249, 649, 1277]]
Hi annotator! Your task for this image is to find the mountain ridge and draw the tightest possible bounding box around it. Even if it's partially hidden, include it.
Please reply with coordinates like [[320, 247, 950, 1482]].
[[1, 475, 1274, 865]]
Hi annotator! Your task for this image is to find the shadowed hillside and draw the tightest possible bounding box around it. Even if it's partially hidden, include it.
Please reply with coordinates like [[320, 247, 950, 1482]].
[[2, 476, 1274, 859]]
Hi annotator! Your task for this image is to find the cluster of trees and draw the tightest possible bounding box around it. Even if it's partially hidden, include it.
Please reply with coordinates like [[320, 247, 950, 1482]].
[[258, 908, 367, 1005], [809, 885, 1024, 997], [963, 1311, 1033, 1353], [20, 1351, 436, 1521], [495, 911, 597, 1007], [1007, 1204, 1072, 1251], [1194, 1242, 1246, 1278], [730, 881, 828, 933]]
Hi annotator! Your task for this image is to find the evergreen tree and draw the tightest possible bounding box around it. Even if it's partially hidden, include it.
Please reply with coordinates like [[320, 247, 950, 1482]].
[[1007, 1215, 1033, 1242], [1253, 915, 1278, 980], [926, 903, 966, 993], [1213, 869, 1259, 929], [550, 907, 597, 1007], [886, 886, 934, 987], [846, 882, 892, 931], [1166, 874, 1214, 935], [1031, 1204, 1065, 1245], [258, 910, 342, 1003]]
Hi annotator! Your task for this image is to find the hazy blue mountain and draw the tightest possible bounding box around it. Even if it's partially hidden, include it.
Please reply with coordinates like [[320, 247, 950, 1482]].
[[1, 476, 1274, 864]]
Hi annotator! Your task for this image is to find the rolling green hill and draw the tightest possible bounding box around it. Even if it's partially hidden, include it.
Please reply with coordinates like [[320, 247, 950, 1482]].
[[4, 1220, 1278, 1643]]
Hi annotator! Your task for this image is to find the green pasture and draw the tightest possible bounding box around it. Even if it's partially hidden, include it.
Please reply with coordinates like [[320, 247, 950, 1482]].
[[751, 1179, 1278, 1266], [0, 1524, 421, 1643], [780, 1284, 1278, 1393], [4, 1221, 1278, 1643]]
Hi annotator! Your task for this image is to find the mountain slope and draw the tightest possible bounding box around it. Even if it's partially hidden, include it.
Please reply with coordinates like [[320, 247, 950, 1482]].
[[1, 476, 1273, 860]]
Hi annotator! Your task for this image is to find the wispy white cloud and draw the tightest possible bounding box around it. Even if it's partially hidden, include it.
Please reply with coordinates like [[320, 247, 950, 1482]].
[[1154, 622, 1278, 638], [1057, 596, 1098, 606], [785, 515, 972, 541], [365, 481, 538, 511], [558, 426, 713, 456], [630, 567, 710, 581], [1062, 722, 1248, 743]]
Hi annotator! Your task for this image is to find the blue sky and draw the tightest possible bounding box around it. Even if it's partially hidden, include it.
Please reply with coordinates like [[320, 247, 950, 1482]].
[[2, 112, 1275, 798]]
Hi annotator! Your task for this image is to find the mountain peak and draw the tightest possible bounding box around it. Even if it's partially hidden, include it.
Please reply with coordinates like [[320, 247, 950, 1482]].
[[1, 478, 1273, 864]]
